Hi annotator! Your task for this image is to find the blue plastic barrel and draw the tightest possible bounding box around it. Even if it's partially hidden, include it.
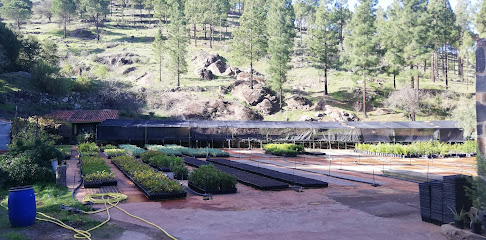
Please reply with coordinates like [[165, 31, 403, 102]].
[[8, 186, 36, 227]]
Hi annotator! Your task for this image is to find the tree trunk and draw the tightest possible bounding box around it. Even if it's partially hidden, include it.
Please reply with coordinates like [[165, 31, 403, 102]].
[[140, 7, 142, 23], [63, 17, 67, 38], [445, 47, 449, 90], [410, 64, 414, 89], [416, 66, 420, 90], [279, 87, 282, 109], [193, 24, 197, 47], [17, 19, 21, 30], [210, 24, 213, 48], [431, 54, 435, 82], [299, 21, 303, 46], [393, 72, 396, 90], [204, 24, 207, 40], [159, 53, 162, 82], [219, 17, 222, 42], [424, 60, 426, 72], [324, 63, 328, 95], [363, 74, 367, 118], [96, 14, 100, 42]]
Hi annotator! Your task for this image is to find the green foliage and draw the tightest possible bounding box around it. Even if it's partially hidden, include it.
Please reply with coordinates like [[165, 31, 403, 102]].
[[166, 0, 188, 87], [141, 150, 165, 163], [72, 75, 93, 92], [153, 28, 165, 82], [146, 145, 183, 156], [40, 40, 59, 66], [189, 164, 237, 190], [81, 0, 110, 41], [104, 149, 126, 157], [1, 139, 63, 186], [0, 0, 32, 30], [266, 0, 295, 107], [263, 143, 304, 157], [80, 156, 115, 182], [51, 0, 76, 38], [11, 117, 62, 145], [94, 65, 109, 79], [356, 141, 477, 156], [231, 0, 267, 88], [100, 144, 117, 150], [112, 155, 183, 193], [452, 102, 477, 139], [476, 0, 486, 37], [77, 131, 95, 143], [0, 22, 22, 73], [31, 60, 69, 95], [341, 0, 379, 75], [119, 144, 146, 157], [466, 156, 486, 210], [56, 145, 72, 159], [17, 35, 41, 71], [78, 142, 99, 152], [447, 206, 465, 221]]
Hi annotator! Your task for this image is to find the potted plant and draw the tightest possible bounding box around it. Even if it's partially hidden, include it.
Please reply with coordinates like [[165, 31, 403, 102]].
[[448, 206, 465, 229], [468, 212, 483, 234]]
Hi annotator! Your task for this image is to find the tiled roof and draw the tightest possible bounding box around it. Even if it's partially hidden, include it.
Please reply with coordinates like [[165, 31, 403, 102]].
[[46, 110, 118, 123]]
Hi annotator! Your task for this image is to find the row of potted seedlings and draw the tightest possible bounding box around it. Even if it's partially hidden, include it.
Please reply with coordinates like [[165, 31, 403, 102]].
[[263, 143, 304, 157], [355, 141, 477, 158], [146, 145, 230, 158], [78, 142, 118, 188], [140, 151, 189, 180], [111, 155, 187, 200], [119, 144, 147, 157], [450, 207, 483, 235], [188, 165, 237, 194]]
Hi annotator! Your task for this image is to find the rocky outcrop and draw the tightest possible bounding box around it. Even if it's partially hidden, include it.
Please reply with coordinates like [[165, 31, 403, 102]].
[[286, 95, 312, 110], [231, 80, 271, 106], [95, 52, 140, 67], [257, 99, 277, 115], [194, 68, 215, 80], [321, 105, 359, 122], [223, 67, 241, 77], [207, 60, 228, 75], [236, 72, 265, 84]]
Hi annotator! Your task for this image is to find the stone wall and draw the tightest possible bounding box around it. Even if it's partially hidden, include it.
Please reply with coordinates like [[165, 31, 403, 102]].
[[477, 38, 486, 178]]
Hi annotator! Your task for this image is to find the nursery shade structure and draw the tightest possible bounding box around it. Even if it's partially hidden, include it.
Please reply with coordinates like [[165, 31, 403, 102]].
[[96, 119, 464, 145]]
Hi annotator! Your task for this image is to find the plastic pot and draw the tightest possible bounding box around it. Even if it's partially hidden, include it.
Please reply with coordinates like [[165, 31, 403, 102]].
[[454, 219, 464, 229], [472, 222, 482, 235]]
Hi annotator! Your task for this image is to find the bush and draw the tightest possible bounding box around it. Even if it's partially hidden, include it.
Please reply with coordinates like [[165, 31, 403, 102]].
[[263, 144, 304, 157], [56, 145, 72, 159], [189, 165, 237, 191], [77, 131, 95, 144], [72, 75, 93, 92], [31, 60, 71, 95], [141, 150, 165, 163], [0, 153, 55, 186]]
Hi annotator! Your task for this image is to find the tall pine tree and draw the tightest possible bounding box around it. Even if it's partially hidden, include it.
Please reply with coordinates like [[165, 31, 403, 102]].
[[166, 0, 188, 87], [267, 0, 295, 109], [308, 0, 339, 96], [342, 0, 379, 118], [231, 0, 267, 89]]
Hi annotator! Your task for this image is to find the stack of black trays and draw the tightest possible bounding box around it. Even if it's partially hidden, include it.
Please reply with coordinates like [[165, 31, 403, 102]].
[[419, 182, 431, 222], [442, 175, 473, 223], [430, 180, 444, 225]]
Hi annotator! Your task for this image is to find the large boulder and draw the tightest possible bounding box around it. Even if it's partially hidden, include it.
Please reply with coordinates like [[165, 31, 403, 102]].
[[257, 99, 277, 115], [223, 67, 241, 77], [192, 51, 223, 68], [322, 105, 359, 122], [215, 103, 263, 121], [236, 72, 265, 84], [231, 80, 270, 106], [286, 95, 312, 110], [95, 52, 140, 67], [207, 60, 228, 75], [194, 68, 215, 80]]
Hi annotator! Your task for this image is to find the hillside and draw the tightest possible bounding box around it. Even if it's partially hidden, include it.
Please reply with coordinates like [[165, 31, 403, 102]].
[[0, 2, 477, 125]]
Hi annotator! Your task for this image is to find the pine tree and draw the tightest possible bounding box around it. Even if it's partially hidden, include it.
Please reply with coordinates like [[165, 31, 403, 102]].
[[342, 0, 379, 118], [231, 0, 267, 89], [333, 0, 351, 51], [152, 28, 164, 82], [185, 0, 203, 46], [166, 0, 188, 87], [428, 0, 459, 90], [455, 0, 473, 82], [476, 0, 486, 37], [51, 0, 77, 38], [308, 0, 339, 96], [82, 0, 109, 42], [267, 0, 295, 109], [0, 0, 33, 30]]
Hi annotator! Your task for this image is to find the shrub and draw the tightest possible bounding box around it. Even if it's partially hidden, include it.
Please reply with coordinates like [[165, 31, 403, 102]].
[[72, 75, 93, 92], [0, 153, 55, 186], [189, 165, 237, 191], [141, 150, 165, 163], [263, 144, 304, 157], [56, 145, 72, 159], [31, 60, 71, 95], [77, 131, 95, 144]]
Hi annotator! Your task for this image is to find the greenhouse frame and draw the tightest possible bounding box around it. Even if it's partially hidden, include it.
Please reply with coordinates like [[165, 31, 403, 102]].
[[96, 119, 464, 148]]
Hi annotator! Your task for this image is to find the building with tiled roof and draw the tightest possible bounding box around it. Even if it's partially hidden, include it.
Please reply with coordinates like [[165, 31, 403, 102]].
[[45, 110, 118, 140]]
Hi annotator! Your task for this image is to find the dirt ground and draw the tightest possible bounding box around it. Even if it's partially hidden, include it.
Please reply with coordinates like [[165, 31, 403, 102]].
[[79, 149, 475, 240]]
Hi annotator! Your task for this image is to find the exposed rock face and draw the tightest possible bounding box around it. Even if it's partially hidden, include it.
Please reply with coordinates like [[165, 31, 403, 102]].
[[194, 68, 215, 80], [73, 62, 90, 75], [122, 66, 136, 75], [223, 67, 241, 77], [299, 115, 316, 122], [207, 60, 228, 75], [286, 95, 312, 110], [192, 51, 223, 68], [322, 105, 359, 122]]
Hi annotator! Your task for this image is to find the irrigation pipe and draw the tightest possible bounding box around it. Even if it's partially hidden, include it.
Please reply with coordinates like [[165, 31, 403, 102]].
[[1, 193, 178, 240]]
